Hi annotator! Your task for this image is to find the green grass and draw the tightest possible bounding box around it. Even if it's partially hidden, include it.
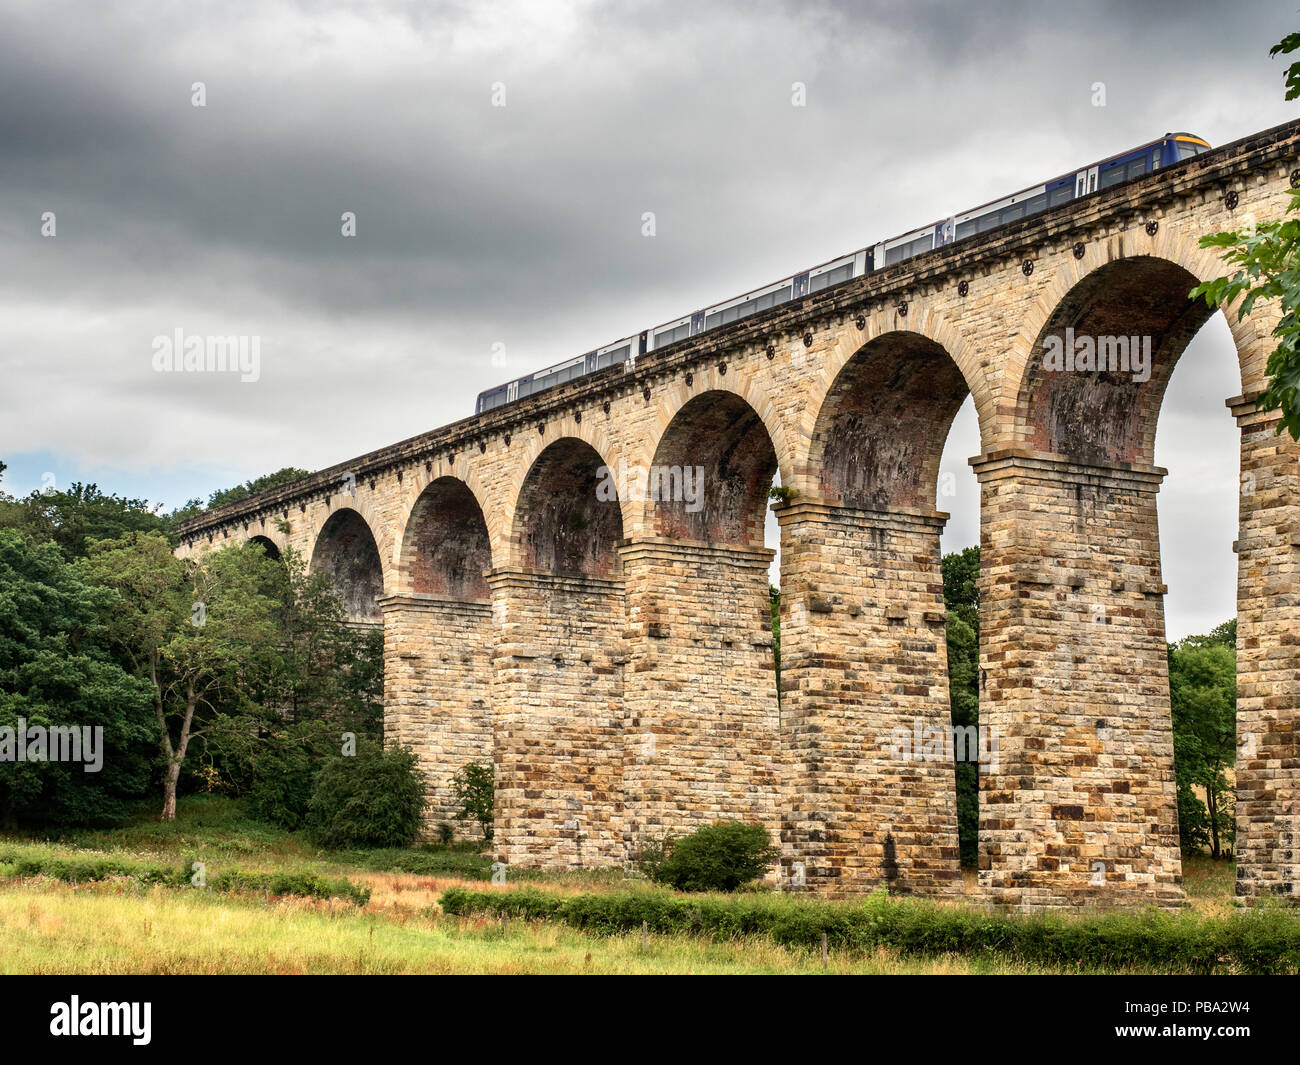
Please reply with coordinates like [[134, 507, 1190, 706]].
[[2, 795, 1295, 975], [0, 879, 1118, 975]]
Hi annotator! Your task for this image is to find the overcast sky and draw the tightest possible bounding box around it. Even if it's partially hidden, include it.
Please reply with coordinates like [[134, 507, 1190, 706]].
[[2, 0, 1295, 638]]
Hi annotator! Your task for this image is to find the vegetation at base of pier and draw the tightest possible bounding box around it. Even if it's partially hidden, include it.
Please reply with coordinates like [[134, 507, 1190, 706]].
[[0, 795, 1292, 974], [439, 883, 1300, 975], [635, 822, 779, 892]]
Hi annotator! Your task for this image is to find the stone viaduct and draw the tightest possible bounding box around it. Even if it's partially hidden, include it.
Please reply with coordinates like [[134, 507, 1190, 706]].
[[177, 120, 1300, 909]]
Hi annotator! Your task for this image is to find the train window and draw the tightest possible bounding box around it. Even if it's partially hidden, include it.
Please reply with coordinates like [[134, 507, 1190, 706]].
[[1151, 149, 1160, 169], [1178, 141, 1199, 160], [885, 233, 934, 265], [1000, 204, 1024, 223], [955, 219, 978, 239], [809, 262, 853, 292], [1099, 165, 1126, 189], [1049, 185, 1073, 207], [1023, 193, 1047, 216], [654, 322, 691, 347]]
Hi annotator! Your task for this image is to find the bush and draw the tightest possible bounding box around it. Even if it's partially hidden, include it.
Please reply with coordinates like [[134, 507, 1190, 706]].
[[438, 885, 1300, 974], [451, 761, 494, 841], [649, 821, 778, 893], [305, 742, 428, 849], [247, 722, 335, 830]]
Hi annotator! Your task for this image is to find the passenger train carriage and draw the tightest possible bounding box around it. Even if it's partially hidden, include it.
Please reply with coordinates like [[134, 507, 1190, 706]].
[[475, 132, 1212, 415]]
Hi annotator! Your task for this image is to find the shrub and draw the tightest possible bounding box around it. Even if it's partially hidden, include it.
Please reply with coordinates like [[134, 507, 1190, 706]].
[[247, 722, 334, 830], [650, 821, 779, 893], [437, 885, 1300, 974], [305, 742, 427, 849], [451, 761, 494, 842]]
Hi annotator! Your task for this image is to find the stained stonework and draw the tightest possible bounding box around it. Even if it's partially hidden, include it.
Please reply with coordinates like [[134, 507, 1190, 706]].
[[975, 456, 1183, 908], [1232, 396, 1300, 902], [175, 120, 1300, 909], [489, 569, 626, 868], [779, 501, 963, 897], [621, 538, 781, 856], [381, 594, 493, 839]]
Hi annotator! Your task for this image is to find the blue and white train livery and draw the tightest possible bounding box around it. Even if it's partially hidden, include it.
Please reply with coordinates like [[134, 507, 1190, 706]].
[[474, 132, 1212, 415]]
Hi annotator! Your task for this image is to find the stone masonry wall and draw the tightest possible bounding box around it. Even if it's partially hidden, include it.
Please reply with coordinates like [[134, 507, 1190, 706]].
[[381, 594, 494, 840], [976, 455, 1183, 909], [778, 501, 963, 898], [620, 538, 781, 858], [1233, 397, 1300, 901], [488, 569, 626, 869]]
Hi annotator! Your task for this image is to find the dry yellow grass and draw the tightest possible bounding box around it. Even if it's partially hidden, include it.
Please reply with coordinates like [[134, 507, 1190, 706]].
[[0, 878, 1093, 975]]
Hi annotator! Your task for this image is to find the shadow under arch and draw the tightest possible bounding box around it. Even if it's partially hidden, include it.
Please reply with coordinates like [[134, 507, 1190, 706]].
[[811, 329, 971, 510], [248, 534, 282, 562], [309, 507, 384, 621], [401, 476, 492, 601], [1015, 254, 1232, 467], [512, 436, 626, 577], [648, 389, 778, 546]]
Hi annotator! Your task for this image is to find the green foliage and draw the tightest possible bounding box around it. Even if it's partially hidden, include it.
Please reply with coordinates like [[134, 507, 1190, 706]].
[[647, 821, 778, 892], [0, 479, 173, 559], [170, 468, 312, 524], [1168, 628, 1237, 858], [1190, 33, 1300, 441], [767, 485, 795, 505], [451, 761, 494, 841], [306, 742, 428, 849], [942, 546, 980, 864], [0, 843, 368, 903], [632, 833, 673, 882], [0, 529, 156, 828], [81, 533, 286, 819], [769, 585, 781, 701], [440, 885, 1300, 974], [332, 845, 493, 879], [245, 720, 337, 830]]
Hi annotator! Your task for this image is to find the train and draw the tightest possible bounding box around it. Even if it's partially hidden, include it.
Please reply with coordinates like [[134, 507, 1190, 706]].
[[474, 131, 1212, 415]]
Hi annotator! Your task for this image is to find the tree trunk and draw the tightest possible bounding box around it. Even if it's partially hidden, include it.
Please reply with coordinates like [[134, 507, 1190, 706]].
[[161, 761, 181, 821], [1207, 784, 1220, 859]]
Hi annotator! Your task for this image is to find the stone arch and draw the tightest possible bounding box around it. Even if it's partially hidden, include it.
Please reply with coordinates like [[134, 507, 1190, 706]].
[[809, 329, 971, 510], [399, 477, 492, 601], [248, 534, 282, 562], [646, 389, 778, 547], [511, 437, 626, 576], [389, 457, 503, 584], [309, 507, 385, 621], [792, 304, 991, 495], [1007, 235, 1267, 463]]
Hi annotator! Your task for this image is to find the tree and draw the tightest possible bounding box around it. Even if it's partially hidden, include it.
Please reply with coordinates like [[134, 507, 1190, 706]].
[[1190, 33, 1300, 441], [1168, 630, 1237, 858], [452, 760, 494, 842], [942, 546, 980, 865], [306, 741, 428, 849], [0, 477, 173, 559], [81, 533, 284, 820], [170, 468, 312, 524], [0, 530, 155, 828]]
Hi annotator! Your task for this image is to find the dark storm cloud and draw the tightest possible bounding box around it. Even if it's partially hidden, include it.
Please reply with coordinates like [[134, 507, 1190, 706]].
[[0, 0, 1293, 635]]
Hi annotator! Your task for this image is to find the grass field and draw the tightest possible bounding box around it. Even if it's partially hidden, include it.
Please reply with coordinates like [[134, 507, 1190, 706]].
[[0, 796, 1287, 975]]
